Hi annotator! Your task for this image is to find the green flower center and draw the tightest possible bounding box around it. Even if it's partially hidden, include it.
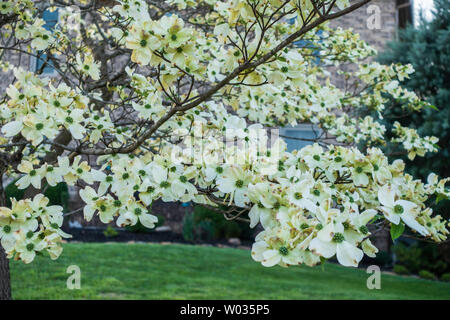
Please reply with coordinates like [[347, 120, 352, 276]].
[[356, 167, 363, 173], [215, 167, 223, 174], [394, 204, 404, 214], [171, 34, 177, 41], [332, 232, 345, 243], [50, 223, 59, 229], [134, 208, 142, 215], [35, 123, 44, 130], [65, 116, 74, 124], [316, 223, 323, 230], [313, 189, 320, 197], [300, 223, 309, 230], [160, 181, 170, 188], [3, 225, 11, 233], [47, 166, 54, 172], [140, 39, 147, 47], [100, 205, 107, 212], [29, 169, 37, 176], [122, 173, 130, 180], [179, 175, 187, 183], [235, 179, 244, 188], [294, 192, 302, 200], [279, 246, 289, 256], [313, 155, 320, 161], [113, 200, 122, 207], [373, 164, 379, 171], [359, 225, 369, 235], [26, 243, 35, 251], [26, 230, 34, 238], [106, 176, 113, 182]]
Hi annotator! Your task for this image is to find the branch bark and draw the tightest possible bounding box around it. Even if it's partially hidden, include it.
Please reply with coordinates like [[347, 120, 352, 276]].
[[0, 248, 11, 300]]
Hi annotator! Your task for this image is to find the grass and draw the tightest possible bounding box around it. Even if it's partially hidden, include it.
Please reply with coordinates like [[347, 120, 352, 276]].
[[10, 242, 450, 300]]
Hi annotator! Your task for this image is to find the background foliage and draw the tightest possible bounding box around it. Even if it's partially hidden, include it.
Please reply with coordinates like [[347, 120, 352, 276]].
[[378, 0, 450, 278], [182, 205, 253, 242], [378, 0, 450, 185], [5, 179, 69, 212]]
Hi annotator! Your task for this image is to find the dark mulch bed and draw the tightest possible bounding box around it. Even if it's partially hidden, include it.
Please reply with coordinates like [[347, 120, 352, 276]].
[[64, 227, 253, 248]]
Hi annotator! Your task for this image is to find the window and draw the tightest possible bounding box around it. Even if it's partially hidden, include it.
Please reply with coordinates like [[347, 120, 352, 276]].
[[30, 8, 59, 75], [287, 16, 324, 64], [396, 0, 413, 28], [280, 124, 322, 152]]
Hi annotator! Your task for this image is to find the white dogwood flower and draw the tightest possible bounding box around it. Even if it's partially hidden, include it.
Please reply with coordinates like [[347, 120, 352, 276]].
[[378, 185, 429, 236]]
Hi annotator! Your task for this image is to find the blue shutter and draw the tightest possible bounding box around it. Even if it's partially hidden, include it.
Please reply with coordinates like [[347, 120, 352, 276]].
[[282, 129, 317, 152], [35, 9, 58, 74], [289, 17, 323, 64]]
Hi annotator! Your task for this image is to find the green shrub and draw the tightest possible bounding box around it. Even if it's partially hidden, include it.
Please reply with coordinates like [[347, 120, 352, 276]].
[[182, 205, 253, 242], [125, 214, 165, 233], [182, 209, 216, 241], [5, 179, 69, 212], [371, 251, 393, 267], [194, 220, 216, 240], [393, 264, 410, 275], [394, 242, 422, 273], [182, 211, 195, 242], [440, 273, 450, 282], [44, 182, 69, 212], [393, 241, 449, 276], [5, 179, 25, 207], [418, 270, 436, 281], [103, 226, 119, 238]]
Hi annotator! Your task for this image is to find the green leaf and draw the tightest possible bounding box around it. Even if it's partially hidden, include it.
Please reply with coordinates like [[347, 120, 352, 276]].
[[369, 214, 384, 224], [390, 222, 405, 241], [435, 193, 448, 204], [426, 103, 439, 111]]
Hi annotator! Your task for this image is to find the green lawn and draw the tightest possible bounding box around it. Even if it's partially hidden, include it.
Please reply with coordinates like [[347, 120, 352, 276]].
[[10, 242, 450, 299]]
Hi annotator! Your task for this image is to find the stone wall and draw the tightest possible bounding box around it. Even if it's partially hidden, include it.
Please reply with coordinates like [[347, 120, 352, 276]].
[[330, 0, 397, 52]]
